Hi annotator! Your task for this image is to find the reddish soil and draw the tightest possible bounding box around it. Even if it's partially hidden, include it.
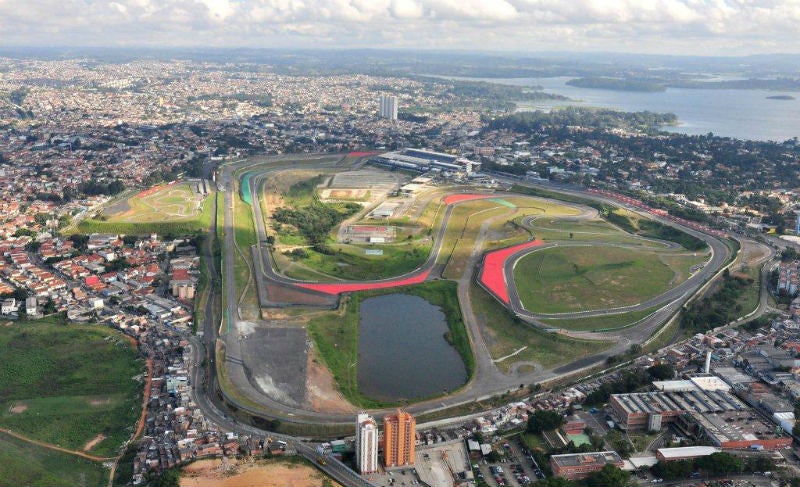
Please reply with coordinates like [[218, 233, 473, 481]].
[[133, 358, 154, 441], [82, 433, 106, 452], [180, 459, 340, 487]]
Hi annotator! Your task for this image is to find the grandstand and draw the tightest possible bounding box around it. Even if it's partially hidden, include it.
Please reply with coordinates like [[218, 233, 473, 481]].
[[371, 148, 480, 175]]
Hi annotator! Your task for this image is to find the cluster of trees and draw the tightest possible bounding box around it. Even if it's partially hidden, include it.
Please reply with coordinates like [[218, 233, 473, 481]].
[[78, 179, 125, 196], [273, 202, 360, 247], [527, 409, 564, 433], [535, 464, 630, 487], [485, 108, 678, 133], [680, 270, 754, 333], [636, 220, 707, 251], [651, 451, 773, 480], [584, 365, 672, 406], [566, 77, 666, 92]]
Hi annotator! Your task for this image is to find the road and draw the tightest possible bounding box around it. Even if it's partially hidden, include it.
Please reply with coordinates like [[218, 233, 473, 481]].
[[194, 154, 756, 430], [180, 154, 784, 486]]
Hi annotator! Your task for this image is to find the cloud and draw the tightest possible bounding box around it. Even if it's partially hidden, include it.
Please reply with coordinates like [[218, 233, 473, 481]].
[[0, 0, 797, 55]]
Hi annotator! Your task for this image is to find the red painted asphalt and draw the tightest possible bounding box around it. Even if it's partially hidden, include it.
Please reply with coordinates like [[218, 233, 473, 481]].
[[443, 193, 495, 205], [478, 240, 543, 304], [296, 269, 432, 295]]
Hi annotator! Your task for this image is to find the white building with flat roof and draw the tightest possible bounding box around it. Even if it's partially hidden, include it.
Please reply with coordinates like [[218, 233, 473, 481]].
[[656, 446, 720, 462], [355, 412, 378, 474], [379, 95, 398, 120]]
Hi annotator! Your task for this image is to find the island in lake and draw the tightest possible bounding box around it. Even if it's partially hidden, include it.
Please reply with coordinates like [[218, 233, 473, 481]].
[[566, 76, 666, 92], [766, 95, 796, 100]]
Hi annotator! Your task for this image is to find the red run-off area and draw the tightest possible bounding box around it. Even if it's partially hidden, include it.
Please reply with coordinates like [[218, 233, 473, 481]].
[[478, 240, 544, 304], [296, 269, 431, 295]]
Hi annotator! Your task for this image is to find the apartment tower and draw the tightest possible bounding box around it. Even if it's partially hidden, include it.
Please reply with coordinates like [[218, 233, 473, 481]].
[[379, 95, 398, 120], [355, 412, 378, 474], [383, 409, 416, 467]]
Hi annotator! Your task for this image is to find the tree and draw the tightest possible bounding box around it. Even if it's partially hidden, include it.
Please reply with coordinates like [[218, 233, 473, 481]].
[[586, 464, 630, 487], [651, 460, 693, 480], [695, 452, 743, 476], [527, 409, 564, 433], [647, 364, 675, 380], [537, 478, 573, 487]]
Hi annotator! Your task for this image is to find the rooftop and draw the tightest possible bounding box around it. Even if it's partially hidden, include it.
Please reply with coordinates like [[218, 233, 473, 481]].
[[612, 389, 746, 415], [691, 409, 786, 444], [550, 451, 623, 468], [656, 446, 720, 459]]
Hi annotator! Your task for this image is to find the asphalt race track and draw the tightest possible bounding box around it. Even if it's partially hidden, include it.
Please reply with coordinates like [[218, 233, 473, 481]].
[[209, 154, 732, 427]]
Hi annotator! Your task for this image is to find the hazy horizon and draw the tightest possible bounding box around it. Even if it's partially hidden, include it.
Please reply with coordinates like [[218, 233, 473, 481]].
[[2, 1, 799, 57]]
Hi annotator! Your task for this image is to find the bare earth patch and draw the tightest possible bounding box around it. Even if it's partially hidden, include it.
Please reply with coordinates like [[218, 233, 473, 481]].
[[9, 403, 27, 414], [83, 433, 106, 452], [305, 347, 357, 414], [181, 458, 340, 487]]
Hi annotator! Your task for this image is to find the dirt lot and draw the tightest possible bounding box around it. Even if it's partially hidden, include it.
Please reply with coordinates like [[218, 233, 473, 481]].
[[305, 347, 357, 414], [181, 458, 340, 487]]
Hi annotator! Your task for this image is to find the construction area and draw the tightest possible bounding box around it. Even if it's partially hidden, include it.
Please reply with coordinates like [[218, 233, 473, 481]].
[[318, 169, 405, 203], [416, 441, 471, 487]]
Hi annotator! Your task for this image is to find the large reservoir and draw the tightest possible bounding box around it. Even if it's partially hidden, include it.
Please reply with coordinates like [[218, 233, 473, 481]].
[[445, 76, 800, 142], [357, 294, 467, 402]]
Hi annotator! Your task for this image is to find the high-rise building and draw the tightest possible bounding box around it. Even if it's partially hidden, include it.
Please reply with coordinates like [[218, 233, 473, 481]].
[[379, 95, 398, 120], [355, 412, 378, 474], [383, 409, 415, 467]]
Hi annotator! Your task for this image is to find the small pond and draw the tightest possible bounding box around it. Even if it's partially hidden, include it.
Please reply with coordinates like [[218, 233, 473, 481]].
[[357, 293, 467, 402]]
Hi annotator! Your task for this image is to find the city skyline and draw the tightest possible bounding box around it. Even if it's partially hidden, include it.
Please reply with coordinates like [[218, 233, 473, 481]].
[[1, 1, 799, 56]]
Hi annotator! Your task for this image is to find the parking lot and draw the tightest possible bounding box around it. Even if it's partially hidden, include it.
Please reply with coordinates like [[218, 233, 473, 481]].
[[472, 438, 544, 487], [368, 467, 424, 487]]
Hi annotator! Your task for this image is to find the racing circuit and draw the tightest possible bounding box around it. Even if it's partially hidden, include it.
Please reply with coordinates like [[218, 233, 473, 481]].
[[213, 153, 733, 425]]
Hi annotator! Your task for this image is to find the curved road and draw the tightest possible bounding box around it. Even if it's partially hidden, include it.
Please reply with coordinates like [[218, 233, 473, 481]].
[[208, 154, 732, 427]]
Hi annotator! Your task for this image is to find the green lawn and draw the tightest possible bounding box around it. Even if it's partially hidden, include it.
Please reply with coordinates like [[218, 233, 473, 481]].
[[0, 318, 143, 458], [0, 431, 107, 487], [538, 307, 660, 332], [471, 285, 612, 372], [231, 177, 259, 319], [513, 246, 675, 313], [281, 241, 432, 281], [308, 281, 472, 408]]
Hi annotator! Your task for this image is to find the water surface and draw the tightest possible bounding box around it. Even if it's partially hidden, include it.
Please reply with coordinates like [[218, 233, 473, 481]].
[[452, 76, 800, 141], [357, 293, 467, 402]]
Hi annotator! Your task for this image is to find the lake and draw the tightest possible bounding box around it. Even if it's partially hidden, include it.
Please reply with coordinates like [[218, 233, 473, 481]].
[[455, 76, 800, 142], [357, 293, 467, 402]]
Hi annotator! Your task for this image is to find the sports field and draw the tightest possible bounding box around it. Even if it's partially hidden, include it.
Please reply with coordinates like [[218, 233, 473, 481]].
[[78, 181, 213, 235], [0, 318, 144, 458], [513, 246, 675, 313]]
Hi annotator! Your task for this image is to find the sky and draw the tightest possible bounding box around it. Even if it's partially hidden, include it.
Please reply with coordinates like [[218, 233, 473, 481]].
[[1, 0, 799, 55]]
